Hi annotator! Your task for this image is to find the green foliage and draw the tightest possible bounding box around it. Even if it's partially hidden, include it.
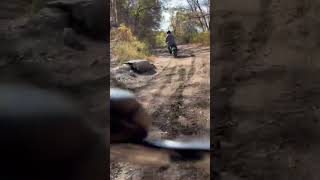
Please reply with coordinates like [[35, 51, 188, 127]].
[[112, 41, 149, 64], [111, 0, 162, 45], [155, 31, 167, 48], [111, 24, 150, 64], [168, 8, 210, 45], [192, 31, 210, 46], [111, 24, 136, 42], [170, 10, 199, 44]]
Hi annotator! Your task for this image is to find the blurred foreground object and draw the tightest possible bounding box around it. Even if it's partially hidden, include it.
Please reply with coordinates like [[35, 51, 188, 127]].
[[110, 88, 211, 162], [110, 88, 151, 143], [0, 83, 105, 180]]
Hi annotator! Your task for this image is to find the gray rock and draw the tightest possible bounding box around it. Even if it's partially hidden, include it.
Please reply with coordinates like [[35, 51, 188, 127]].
[[111, 64, 132, 74], [119, 64, 132, 72], [129, 70, 137, 77], [63, 28, 86, 50], [126, 60, 156, 74], [47, 0, 106, 39]]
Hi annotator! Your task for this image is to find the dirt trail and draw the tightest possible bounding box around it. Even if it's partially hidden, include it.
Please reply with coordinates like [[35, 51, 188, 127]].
[[213, 0, 320, 179], [111, 44, 210, 180], [137, 44, 210, 139]]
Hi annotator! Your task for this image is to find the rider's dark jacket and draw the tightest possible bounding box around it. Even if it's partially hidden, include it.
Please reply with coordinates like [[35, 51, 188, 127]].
[[165, 34, 176, 46]]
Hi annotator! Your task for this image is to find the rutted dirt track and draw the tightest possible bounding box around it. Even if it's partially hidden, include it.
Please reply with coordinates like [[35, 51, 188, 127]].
[[110, 44, 210, 180], [213, 0, 320, 179]]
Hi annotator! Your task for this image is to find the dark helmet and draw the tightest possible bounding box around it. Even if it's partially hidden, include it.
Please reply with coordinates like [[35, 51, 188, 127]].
[[167, 31, 171, 34]]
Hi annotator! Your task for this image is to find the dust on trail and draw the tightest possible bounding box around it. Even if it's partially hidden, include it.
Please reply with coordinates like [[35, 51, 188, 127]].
[[111, 44, 210, 180]]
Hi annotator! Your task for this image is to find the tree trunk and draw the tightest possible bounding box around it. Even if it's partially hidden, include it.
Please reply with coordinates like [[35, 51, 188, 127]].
[[194, 0, 209, 31], [186, 0, 206, 31], [110, 0, 119, 26]]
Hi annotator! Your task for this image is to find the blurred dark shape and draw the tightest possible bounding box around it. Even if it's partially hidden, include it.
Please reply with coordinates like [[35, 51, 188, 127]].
[[63, 27, 87, 51], [0, 64, 106, 180], [27, 7, 69, 32], [110, 88, 151, 143], [110, 88, 211, 161], [0, 63, 55, 88], [47, 0, 107, 40]]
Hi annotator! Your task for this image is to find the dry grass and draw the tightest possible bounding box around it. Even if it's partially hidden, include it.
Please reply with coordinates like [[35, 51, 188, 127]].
[[192, 31, 210, 46], [112, 41, 150, 64], [111, 24, 151, 64]]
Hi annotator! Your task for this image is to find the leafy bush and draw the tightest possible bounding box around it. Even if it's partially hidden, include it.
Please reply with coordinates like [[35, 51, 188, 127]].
[[111, 23, 136, 42], [155, 31, 167, 48], [112, 41, 149, 64], [192, 31, 210, 46], [111, 24, 150, 64]]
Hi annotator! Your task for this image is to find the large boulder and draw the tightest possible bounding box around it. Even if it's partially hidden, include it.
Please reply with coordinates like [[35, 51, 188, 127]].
[[126, 60, 156, 74], [47, 0, 106, 40]]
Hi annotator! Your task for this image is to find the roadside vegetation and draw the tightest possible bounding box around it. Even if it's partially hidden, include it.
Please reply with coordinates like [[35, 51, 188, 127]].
[[111, 24, 150, 64], [110, 0, 210, 64]]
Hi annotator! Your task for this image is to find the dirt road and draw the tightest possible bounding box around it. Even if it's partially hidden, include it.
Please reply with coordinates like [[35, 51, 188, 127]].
[[110, 44, 210, 180], [213, 0, 320, 179]]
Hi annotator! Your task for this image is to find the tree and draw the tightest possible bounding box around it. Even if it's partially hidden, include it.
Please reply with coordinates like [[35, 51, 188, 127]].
[[170, 9, 199, 44], [130, 0, 162, 37], [110, 0, 163, 46], [185, 0, 209, 31], [110, 0, 119, 27]]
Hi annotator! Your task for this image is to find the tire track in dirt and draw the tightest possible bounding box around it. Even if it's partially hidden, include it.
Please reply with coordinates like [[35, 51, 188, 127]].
[[152, 57, 199, 139], [131, 60, 172, 93], [152, 66, 177, 97]]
